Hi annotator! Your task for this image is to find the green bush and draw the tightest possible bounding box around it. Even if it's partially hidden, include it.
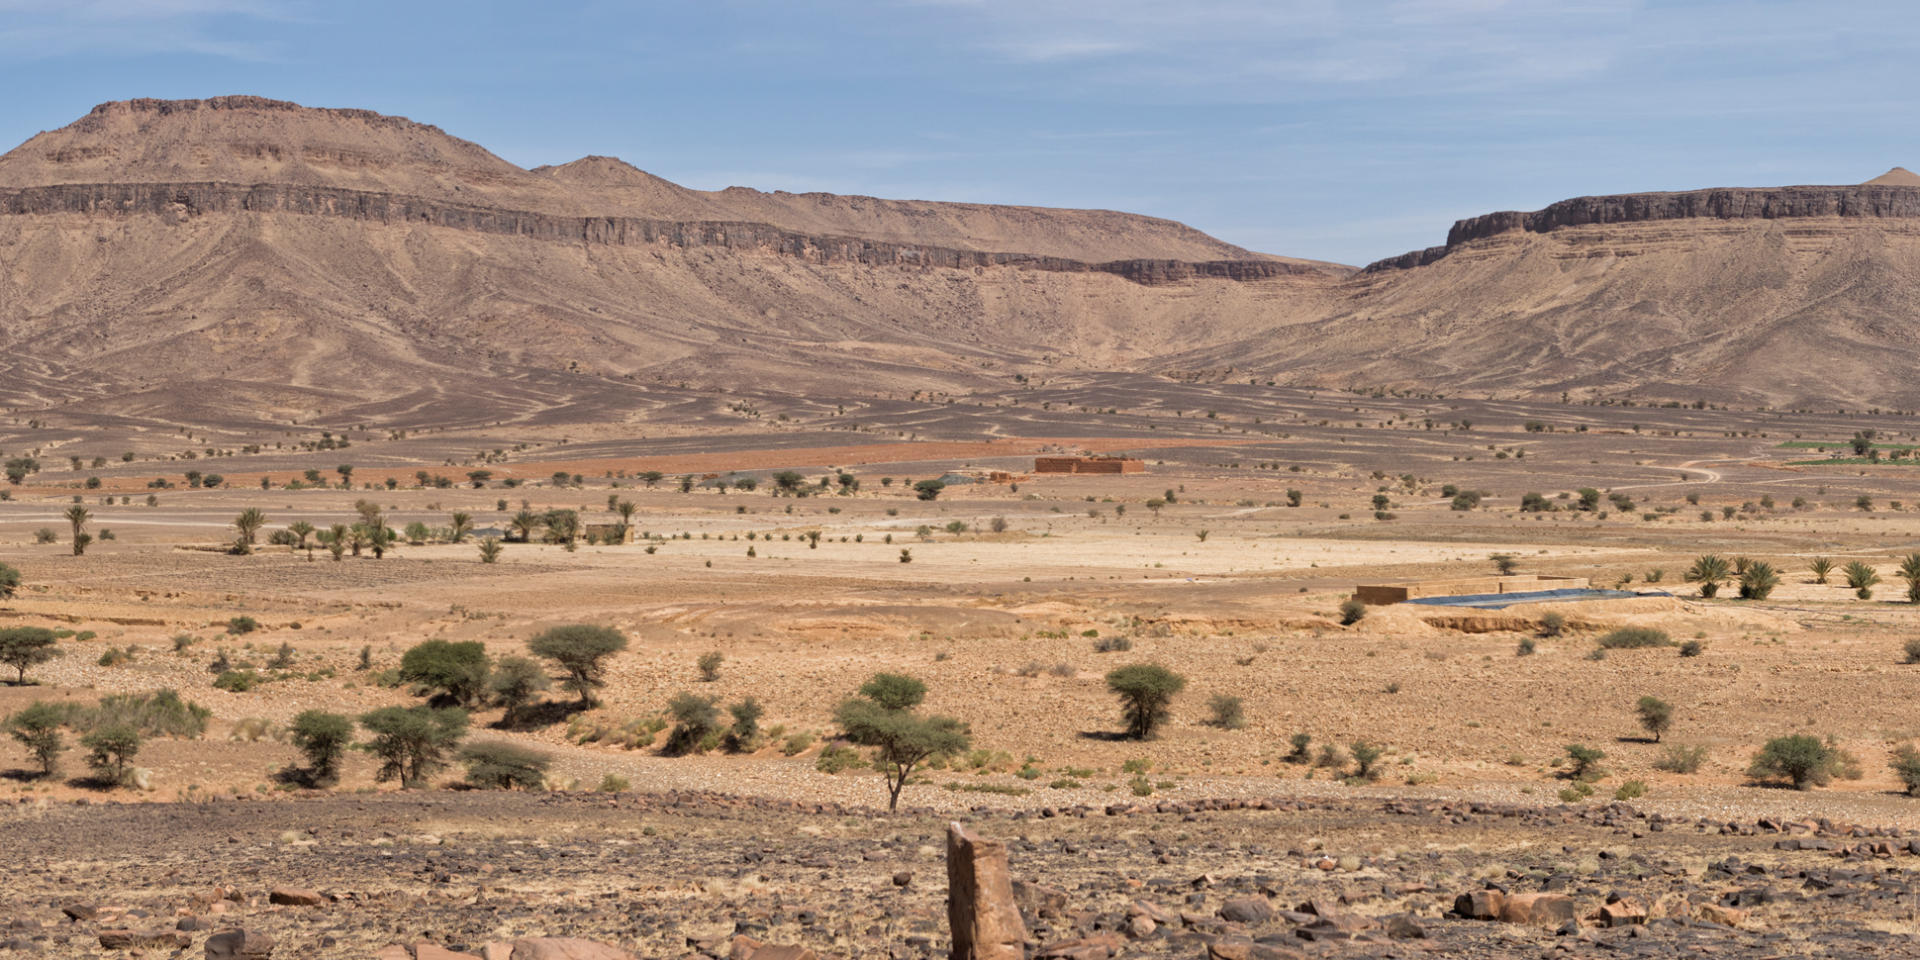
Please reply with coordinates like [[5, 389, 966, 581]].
[[1205, 694, 1246, 730], [1564, 743, 1606, 781], [1890, 744, 1920, 796], [400, 639, 492, 707], [1653, 743, 1708, 774], [1286, 732, 1312, 763], [1596, 627, 1671, 649], [1339, 598, 1367, 626], [459, 741, 552, 790], [84, 689, 210, 738], [815, 742, 864, 773], [664, 692, 721, 755], [1348, 741, 1383, 782], [1678, 640, 1705, 657], [487, 656, 551, 725], [1105, 663, 1186, 740], [213, 669, 262, 692], [1904, 638, 1920, 665], [599, 773, 631, 792], [226, 616, 259, 635], [1747, 734, 1859, 790], [697, 650, 724, 682], [6, 701, 66, 777]]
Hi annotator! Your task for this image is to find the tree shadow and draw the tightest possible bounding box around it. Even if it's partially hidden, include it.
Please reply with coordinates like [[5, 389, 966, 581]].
[[1076, 730, 1134, 742], [65, 774, 124, 792], [1615, 735, 1659, 744], [493, 699, 586, 731], [0, 768, 50, 783], [270, 765, 334, 790]]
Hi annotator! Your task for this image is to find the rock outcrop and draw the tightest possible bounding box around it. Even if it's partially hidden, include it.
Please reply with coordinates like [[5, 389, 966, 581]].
[[946, 823, 1026, 960], [1366, 183, 1920, 272]]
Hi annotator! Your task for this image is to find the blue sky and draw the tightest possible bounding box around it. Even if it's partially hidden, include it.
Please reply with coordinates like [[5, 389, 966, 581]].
[[1, 0, 1914, 264]]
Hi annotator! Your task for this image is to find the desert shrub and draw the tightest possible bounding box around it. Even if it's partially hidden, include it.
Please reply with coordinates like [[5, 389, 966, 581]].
[[1653, 744, 1708, 774], [359, 706, 468, 788], [96, 645, 134, 667], [459, 741, 552, 790], [697, 650, 724, 681], [664, 692, 721, 755], [487, 656, 551, 725], [599, 773, 631, 792], [288, 710, 354, 784], [1339, 598, 1367, 626], [815, 742, 864, 773], [1678, 640, 1705, 657], [1205, 694, 1246, 730], [726, 698, 763, 752], [1313, 743, 1346, 769], [1516, 637, 1536, 656], [1105, 664, 1186, 740], [229, 717, 279, 742], [528, 624, 629, 708], [1348, 741, 1383, 782], [170, 634, 198, 653], [1613, 780, 1647, 801], [82, 724, 141, 786], [782, 731, 815, 756], [87, 689, 210, 738], [1634, 696, 1673, 741], [214, 669, 262, 692], [1890, 744, 1920, 796], [1746, 734, 1859, 790], [1286, 732, 1312, 763], [1094, 635, 1133, 653], [1564, 743, 1606, 781], [267, 641, 296, 670], [1538, 612, 1565, 638], [226, 616, 259, 635], [399, 639, 492, 707], [1596, 627, 1671, 649]]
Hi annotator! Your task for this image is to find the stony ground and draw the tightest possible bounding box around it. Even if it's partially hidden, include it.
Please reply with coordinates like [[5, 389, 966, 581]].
[[5, 788, 1920, 958]]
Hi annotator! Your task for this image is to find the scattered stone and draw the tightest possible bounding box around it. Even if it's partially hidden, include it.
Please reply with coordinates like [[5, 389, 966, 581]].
[[98, 928, 190, 950], [1498, 893, 1577, 927], [1217, 897, 1272, 924], [1452, 889, 1504, 921]]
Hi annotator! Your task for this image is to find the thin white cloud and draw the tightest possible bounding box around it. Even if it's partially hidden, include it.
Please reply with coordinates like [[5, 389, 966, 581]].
[[0, 0, 299, 60]]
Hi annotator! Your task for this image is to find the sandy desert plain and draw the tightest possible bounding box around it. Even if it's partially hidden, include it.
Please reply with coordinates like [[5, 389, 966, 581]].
[[9, 376, 1920, 957]]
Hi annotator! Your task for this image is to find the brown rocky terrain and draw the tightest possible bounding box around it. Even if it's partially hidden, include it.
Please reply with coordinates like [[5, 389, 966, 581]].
[[10, 95, 1920, 424]]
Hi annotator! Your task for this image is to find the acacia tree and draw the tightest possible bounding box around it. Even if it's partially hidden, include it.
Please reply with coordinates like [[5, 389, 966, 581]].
[[834, 672, 969, 812], [399, 640, 492, 707], [0, 627, 60, 684], [7, 701, 66, 777], [1105, 663, 1186, 740], [359, 706, 467, 788], [288, 709, 354, 785], [527, 624, 628, 707]]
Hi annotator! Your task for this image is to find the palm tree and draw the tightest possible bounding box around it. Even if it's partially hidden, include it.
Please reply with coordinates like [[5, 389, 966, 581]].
[[449, 512, 473, 544], [614, 500, 636, 541], [324, 524, 348, 561], [287, 520, 315, 559], [509, 510, 540, 543], [345, 524, 370, 557], [233, 508, 267, 554], [1900, 553, 1920, 603], [63, 505, 91, 556], [1809, 557, 1833, 584], [1844, 561, 1882, 600], [1738, 561, 1781, 600], [1686, 554, 1731, 598]]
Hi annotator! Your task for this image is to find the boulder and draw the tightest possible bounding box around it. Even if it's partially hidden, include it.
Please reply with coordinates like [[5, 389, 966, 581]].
[[204, 929, 276, 958], [1034, 934, 1120, 960], [1452, 889, 1505, 921], [1497, 893, 1577, 927], [1217, 897, 1272, 924], [1010, 880, 1068, 920], [1597, 896, 1647, 927], [1383, 914, 1427, 939], [267, 888, 324, 907], [946, 823, 1026, 960], [412, 945, 481, 960], [1696, 904, 1747, 928]]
